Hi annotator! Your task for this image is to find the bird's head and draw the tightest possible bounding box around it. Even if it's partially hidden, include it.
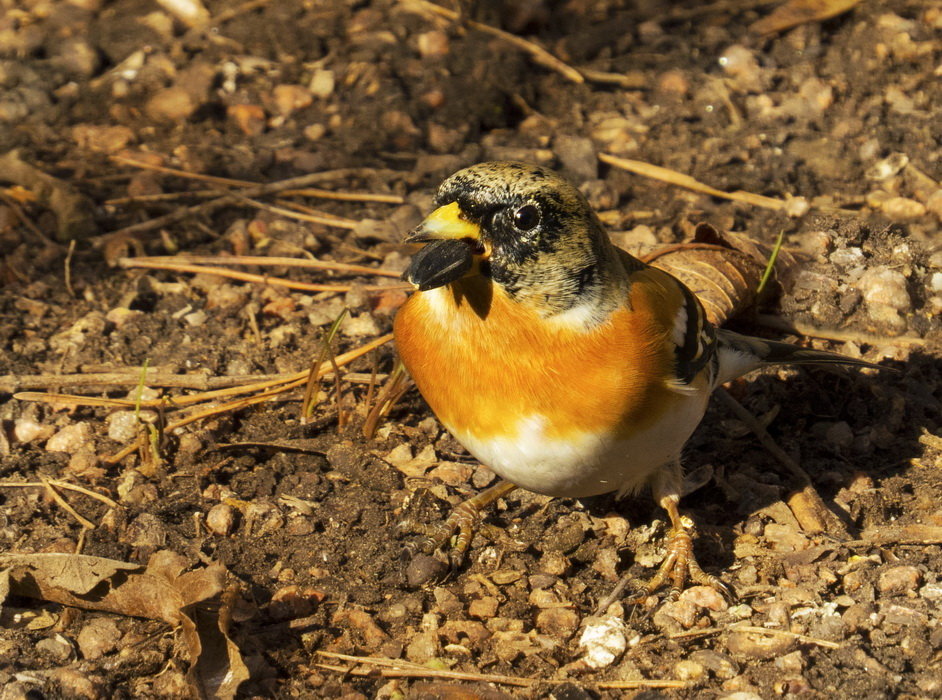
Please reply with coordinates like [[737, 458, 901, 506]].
[[403, 161, 620, 317]]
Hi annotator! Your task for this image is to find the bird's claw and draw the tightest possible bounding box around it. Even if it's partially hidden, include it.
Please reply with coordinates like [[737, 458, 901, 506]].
[[623, 521, 734, 606]]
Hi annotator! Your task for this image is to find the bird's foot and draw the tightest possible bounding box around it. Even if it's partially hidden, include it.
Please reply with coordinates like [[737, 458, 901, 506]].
[[623, 515, 733, 605], [596, 514, 733, 614], [401, 480, 517, 584]]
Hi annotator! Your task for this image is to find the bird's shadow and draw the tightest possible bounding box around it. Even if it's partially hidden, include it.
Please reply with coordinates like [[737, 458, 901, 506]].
[[572, 348, 937, 585]]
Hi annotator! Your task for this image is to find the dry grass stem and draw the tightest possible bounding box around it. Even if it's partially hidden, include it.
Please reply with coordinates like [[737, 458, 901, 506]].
[[112, 155, 402, 202], [0, 480, 120, 509], [240, 197, 358, 229], [401, 0, 585, 84], [100, 167, 401, 240], [103, 333, 393, 463], [729, 625, 841, 649], [599, 153, 788, 210], [40, 478, 96, 529], [115, 258, 404, 293], [715, 388, 850, 539], [315, 651, 686, 689]]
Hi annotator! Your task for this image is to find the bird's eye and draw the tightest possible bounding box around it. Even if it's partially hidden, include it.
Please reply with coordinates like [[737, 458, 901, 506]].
[[512, 204, 541, 231]]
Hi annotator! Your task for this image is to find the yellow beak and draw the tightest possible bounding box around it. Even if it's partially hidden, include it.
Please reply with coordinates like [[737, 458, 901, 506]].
[[405, 201, 481, 243]]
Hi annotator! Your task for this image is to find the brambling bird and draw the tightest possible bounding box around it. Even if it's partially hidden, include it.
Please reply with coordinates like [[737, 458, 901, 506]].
[[393, 161, 881, 601]]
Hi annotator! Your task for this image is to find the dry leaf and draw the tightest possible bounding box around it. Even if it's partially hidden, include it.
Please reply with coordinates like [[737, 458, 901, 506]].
[[750, 0, 862, 36], [1, 550, 248, 697], [0, 553, 141, 595], [642, 223, 803, 326]]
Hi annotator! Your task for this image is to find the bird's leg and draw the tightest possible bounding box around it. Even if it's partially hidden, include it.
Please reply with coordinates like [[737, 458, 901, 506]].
[[619, 461, 732, 607], [404, 479, 518, 570], [624, 495, 731, 604]]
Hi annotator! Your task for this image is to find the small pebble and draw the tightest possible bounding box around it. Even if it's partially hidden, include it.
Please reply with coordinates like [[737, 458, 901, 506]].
[[206, 503, 236, 535], [680, 585, 729, 612], [726, 629, 796, 659], [919, 582, 942, 601], [308, 69, 335, 98], [718, 45, 763, 92], [865, 152, 909, 180], [577, 615, 628, 669], [690, 649, 740, 679], [417, 30, 449, 59], [46, 422, 93, 454], [654, 599, 699, 631], [859, 267, 911, 311], [878, 565, 922, 595], [77, 618, 121, 660], [468, 596, 499, 620], [405, 630, 440, 663], [405, 554, 447, 588], [105, 411, 141, 443], [774, 650, 806, 674], [825, 421, 855, 449], [269, 585, 324, 620], [674, 659, 706, 681], [535, 608, 580, 638], [880, 196, 927, 220], [271, 84, 312, 117], [145, 87, 197, 122], [37, 635, 74, 663], [13, 418, 53, 443]]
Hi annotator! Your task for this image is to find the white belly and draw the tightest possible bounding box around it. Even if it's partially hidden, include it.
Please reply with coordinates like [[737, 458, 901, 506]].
[[450, 389, 710, 499]]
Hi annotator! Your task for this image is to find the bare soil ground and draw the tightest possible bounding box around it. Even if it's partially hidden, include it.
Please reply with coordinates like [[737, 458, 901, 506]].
[[1, 0, 941, 698]]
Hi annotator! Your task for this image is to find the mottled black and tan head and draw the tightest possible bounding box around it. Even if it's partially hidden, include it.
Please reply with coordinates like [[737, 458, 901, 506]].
[[403, 162, 627, 319]]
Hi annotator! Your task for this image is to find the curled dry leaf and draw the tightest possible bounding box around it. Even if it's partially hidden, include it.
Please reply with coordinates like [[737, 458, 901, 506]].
[[0, 550, 248, 698], [642, 223, 802, 326]]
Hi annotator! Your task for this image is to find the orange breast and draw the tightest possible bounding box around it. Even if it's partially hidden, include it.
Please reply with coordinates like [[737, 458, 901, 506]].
[[393, 272, 687, 442]]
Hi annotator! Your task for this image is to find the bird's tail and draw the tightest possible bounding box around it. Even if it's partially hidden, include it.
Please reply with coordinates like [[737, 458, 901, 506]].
[[714, 328, 886, 386]]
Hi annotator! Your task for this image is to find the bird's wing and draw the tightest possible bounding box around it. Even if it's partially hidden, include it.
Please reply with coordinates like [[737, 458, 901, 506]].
[[617, 249, 719, 392]]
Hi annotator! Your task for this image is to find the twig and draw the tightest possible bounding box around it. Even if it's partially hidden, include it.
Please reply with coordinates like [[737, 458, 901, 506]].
[[113, 258, 405, 293], [280, 187, 403, 204], [105, 185, 402, 207], [755, 314, 927, 348], [314, 651, 686, 689], [99, 167, 400, 241], [40, 478, 96, 529], [64, 239, 77, 297], [8, 370, 385, 396], [715, 388, 850, 539], [728, 625, 841, 649], [0, 480, 120, 509], [400, 0, 584, 84], [0, 190, 59, 247], [237, 197, 358, 229], [599, 153, 788, 210], [103, 333, 393, 463], [118, 254, 403, 279], [670, 624, 840, 649]]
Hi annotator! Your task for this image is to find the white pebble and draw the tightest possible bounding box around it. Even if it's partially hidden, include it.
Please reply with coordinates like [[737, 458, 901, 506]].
[[859, 267, 911, 311], [46, 422, 93, 454], [578, 615, 628, 669]]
